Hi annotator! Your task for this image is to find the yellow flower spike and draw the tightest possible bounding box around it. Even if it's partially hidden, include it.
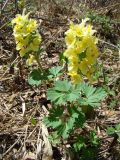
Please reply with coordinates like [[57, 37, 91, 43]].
[[12, 11, 42, 60], [64, 18, 99, 83]]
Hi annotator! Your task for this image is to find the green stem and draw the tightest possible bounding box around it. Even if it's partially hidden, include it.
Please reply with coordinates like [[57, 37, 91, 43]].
[[34, 53, 47, 90], [34, 54, 43, 72]]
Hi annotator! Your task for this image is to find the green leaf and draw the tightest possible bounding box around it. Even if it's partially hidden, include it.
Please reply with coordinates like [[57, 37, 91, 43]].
[[73, 136, 86, 152], [109, 100, 117, 108], [62, 111, 79, 139], [47, 80, 81, 105], [107, 127, 115, 135], [79, 51, 86, 61], [115, 124, 120, 131], [48, 132, 60, 144], [82, 147, 97, 160], [31, 117, 37, 126], [59, 52, 68, 64], [44, 106, 85, 140], [28, 69, 42, 86], [54, 80, 71, 92], [43, 106, 64, 129], [68, 106, 85, 128], [44, 117, 62, 128], [78, 83, 107, 107], [118, 134, 120, 142], [75, 111, 85, 128], [49, 66, 62, 78], [115, 123, 120, 142], [28, 69, 47, 86], [36, 48, 44, 56], [89, 131, 99, 146]]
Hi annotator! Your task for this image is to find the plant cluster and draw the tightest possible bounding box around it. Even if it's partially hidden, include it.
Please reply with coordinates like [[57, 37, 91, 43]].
[[45, 79, 106, 159], [12, 11, 107, 159], [64, 18, 99, 83]]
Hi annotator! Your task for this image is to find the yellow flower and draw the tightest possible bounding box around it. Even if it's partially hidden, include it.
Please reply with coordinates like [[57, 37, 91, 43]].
[[16, 42, 24, 50], [29, 43, 39, 52], [12, 14, 23, 24], [79, 59, 89, 74], [70, 23, 82, 37], [64, 47, 78, 58], [80, 18, 89, 28], [19, 47, 29, 57], [33, 35, 42, 45], [68, 64, 78, 73], [68, 55, 79, 64], [27, 19, 37, 33], [65, 29, 76, 46], [86, 46, 99, 64], [82, 25, 96, 36], [13, 24, 23, 33], [26, 54, 35, 65], [14, 34, 24, 43], [86, 67, 95, 82], [69, 71, 82, 84]]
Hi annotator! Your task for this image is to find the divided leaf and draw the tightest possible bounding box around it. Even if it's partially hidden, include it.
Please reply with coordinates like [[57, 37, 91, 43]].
[[78, 83, 107, 107], [47, 80, 81, 105], [44, 106, 85, 139], [28, 69, 48, 86], [47, 81, 106, 107], [49, 66, 62, 78]]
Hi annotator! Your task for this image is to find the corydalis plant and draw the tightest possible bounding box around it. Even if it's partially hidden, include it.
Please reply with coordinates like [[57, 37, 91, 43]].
[[64, 18, 99, 83], [12, 10, 42, 65]]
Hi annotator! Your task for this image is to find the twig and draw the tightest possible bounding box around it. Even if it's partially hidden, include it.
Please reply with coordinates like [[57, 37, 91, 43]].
[[2, 136, 21, 157], [97, 2, 120, 13], [66, 0, 75, 19], [0, 56, 19, 80], [1, 0, 9, 11], [99, 39, 120, 50], [36, 124, 42, 159]]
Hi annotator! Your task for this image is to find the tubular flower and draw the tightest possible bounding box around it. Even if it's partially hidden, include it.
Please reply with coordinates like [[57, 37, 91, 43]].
[[12, 12, 42, 59], [26, 54, 35, 66], [64, 18, 99, 83]]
